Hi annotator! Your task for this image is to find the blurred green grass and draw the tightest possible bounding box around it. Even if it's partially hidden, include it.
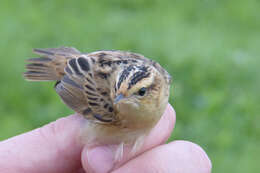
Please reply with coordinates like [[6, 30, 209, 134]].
[[0, 0, 259, 172]]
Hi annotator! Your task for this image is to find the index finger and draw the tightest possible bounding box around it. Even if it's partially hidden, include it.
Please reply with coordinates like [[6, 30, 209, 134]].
[[0, 114, 86, 173]]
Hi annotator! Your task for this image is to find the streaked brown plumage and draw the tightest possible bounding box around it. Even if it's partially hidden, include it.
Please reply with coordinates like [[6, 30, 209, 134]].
[[24, 47, 171, 160]]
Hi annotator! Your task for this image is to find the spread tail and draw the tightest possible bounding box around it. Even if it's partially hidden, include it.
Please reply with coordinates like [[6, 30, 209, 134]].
[[24, 47, 81, 81]]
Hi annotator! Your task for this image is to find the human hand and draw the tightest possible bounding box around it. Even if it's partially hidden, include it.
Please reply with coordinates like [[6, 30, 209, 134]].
[[0, 104, 211, 173]]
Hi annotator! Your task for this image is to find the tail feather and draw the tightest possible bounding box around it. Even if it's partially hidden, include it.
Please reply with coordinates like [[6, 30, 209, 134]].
[[24, 57, 63, 81], [33, 47, 81, 57], [24, 71, 57, 81], [24, 47, 81, 81], [27, 57, 52, 62]]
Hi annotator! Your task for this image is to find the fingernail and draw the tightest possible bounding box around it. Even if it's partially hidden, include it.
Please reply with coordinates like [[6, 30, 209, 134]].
[[87, 146, 115, 173]]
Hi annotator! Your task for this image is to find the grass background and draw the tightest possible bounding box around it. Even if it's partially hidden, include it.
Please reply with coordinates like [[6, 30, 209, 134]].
[[0, 0, 259, 172]]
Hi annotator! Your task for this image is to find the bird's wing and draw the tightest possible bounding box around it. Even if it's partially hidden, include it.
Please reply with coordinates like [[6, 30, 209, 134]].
[[55, 52, 123, 124], [25, 47, 118, 124]]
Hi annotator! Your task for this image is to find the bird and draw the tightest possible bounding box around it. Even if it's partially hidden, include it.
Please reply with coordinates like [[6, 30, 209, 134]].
[[24, 47, 171, 161]]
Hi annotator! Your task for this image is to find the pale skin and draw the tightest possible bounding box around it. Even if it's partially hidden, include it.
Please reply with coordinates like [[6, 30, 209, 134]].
[[0, 104, 212, 173]]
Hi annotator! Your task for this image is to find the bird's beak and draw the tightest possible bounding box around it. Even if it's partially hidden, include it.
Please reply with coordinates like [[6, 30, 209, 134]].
[[114, 93, 125, 104]]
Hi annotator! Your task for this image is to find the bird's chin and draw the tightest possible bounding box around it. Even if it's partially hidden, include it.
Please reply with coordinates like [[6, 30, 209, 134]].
[[115, 100, 140, 116], [115, 100, 158, 130]]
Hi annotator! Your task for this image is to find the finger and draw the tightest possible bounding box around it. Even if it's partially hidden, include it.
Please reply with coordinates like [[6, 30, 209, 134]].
[[82, 104, 176, 173], [0, 114, 86, 173], [113, 140, 212, 173]]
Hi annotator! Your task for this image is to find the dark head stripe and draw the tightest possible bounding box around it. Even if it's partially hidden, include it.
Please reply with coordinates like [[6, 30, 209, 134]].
[[128, 71, 150, 89], [77, 57, 90, 72], [117, 65, 135, 89], [128, 66, 150, 89]]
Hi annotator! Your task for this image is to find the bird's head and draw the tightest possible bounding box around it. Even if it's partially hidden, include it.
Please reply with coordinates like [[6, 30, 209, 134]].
[[113, 64, 170, 130]]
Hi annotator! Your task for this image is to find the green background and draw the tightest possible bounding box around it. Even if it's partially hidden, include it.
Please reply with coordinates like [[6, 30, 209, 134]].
[[0, 0, 259, 172]]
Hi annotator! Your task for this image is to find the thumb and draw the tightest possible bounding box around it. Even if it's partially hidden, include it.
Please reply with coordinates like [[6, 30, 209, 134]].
[[81, 104, 176, 173]]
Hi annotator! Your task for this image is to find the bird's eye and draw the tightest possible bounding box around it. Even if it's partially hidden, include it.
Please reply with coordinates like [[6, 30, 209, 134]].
[[138, 87, 147, 96]]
